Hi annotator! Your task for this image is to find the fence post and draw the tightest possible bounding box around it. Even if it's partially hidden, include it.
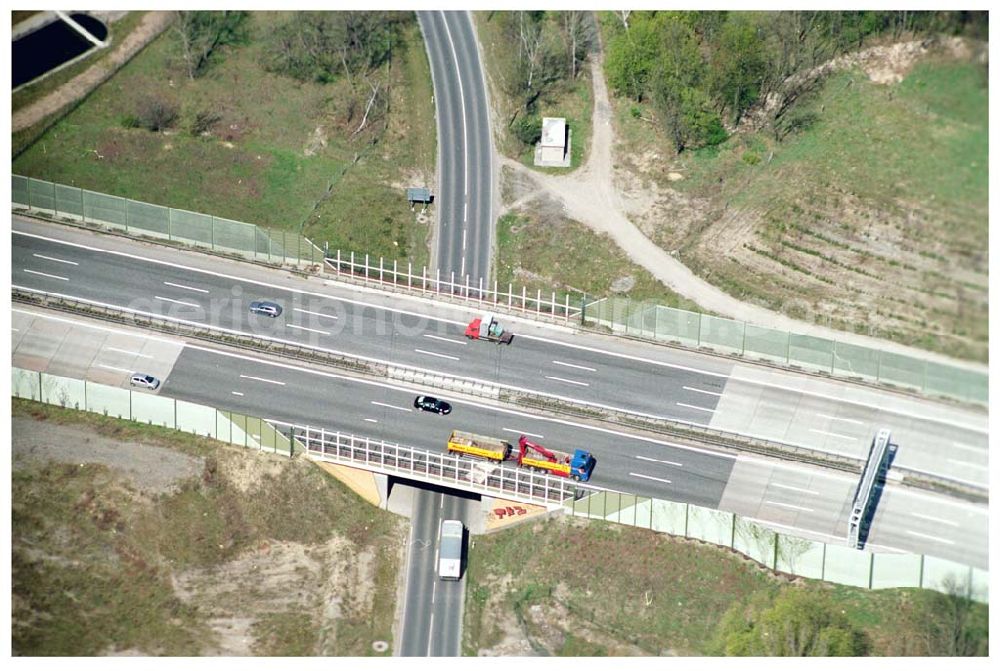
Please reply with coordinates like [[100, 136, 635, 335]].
[[773, 535, 779, 570], [408, 261, 412, 289], [336, 249, 342, 276], [522, 286, 527, 311], [731, 514, 736, 548], [508, 283, 512, 308], [464, 274, 470, 298], [684, 503, 689, 537], [365, 254, 370, 280], [868, 552, 874, 590], [536, 289, 541, 316], [478, 277, 483, 306], [379, 256, 384, 283], [423, 266, 427, 291], [168, 208, 173, 241], [393, 259, 397, 285], [436, 268, 441, 294], [564, 293, 570, 322], [211, 217, 216, 250], [350, 251, 355, 276], [493, 280, 498, 306]]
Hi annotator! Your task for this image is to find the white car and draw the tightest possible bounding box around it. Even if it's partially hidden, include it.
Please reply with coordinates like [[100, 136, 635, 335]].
[[130, 373, 160, 390]]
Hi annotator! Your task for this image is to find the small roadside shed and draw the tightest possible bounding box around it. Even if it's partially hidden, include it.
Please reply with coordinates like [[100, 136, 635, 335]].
[[536, 117, 570, 167], [406, 187, 432, 211]]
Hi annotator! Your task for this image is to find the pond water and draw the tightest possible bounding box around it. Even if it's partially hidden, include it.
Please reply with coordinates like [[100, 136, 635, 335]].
[[13, 13, 109, 88]]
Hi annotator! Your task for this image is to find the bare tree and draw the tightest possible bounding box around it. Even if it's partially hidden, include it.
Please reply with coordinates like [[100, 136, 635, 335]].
[[561, 11, 594, 79], [173, 10, 248, 80], [617, 10, 631, 31]]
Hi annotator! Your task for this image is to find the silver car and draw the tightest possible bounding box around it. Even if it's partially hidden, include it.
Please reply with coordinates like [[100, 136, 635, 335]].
[[249, 300, 282, 318], [130, 373, 160, 390]]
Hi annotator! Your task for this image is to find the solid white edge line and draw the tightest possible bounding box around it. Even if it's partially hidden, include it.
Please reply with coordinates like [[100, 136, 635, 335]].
[[12, 306, 181, 345], [14, 284, 983, 486], [16, 229, 987, 435]]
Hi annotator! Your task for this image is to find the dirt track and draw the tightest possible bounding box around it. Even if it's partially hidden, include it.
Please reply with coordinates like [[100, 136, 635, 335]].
[[498, 49, 985, 371]]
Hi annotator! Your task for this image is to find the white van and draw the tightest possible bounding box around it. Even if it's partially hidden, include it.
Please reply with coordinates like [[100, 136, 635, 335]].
[[438, 520, 464, 581]]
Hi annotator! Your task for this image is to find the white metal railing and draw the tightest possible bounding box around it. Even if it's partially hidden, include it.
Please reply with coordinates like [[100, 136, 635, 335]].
[[284, 421, 577, 506], [325, 249, 581, 323]]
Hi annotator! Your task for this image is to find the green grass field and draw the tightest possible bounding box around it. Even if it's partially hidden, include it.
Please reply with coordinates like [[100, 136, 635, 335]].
[[463, 517, 988, 656], [12, 398, 403, 656], [606, 43, 988, 361], [13, 12, 435, 266], [495, 209, 703, 311]]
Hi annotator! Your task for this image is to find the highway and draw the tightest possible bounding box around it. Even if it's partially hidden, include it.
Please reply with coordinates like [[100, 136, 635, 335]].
[[398, 491, 471, 656], [12, 219, 989, 489], [10, 300, 989, 568], [418, 11, 494, 284]]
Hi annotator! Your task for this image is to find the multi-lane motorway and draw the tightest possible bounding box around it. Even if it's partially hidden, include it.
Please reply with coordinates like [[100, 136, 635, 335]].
[[10, 217, 989, 568]]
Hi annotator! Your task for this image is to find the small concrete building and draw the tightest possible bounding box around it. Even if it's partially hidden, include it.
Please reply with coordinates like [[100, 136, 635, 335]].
[[535, 117, 571, 167]]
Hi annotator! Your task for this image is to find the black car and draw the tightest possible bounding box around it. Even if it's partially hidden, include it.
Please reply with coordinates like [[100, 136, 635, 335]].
[[414, 395, 452, 415], [249, 300, 282, 318]]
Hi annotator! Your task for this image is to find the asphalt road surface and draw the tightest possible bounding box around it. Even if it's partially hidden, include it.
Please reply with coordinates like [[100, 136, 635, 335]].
[[12, 221, 988, 490], [10, 306, 988, 568], [418, 11, 493, 284]]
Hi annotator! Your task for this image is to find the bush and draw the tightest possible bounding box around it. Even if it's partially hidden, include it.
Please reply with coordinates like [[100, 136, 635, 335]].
[[512, 114, 542, 147], [630, 105, 643, 119], [135, 97, 179, 132], [742, 151, 760, 165], [190, 109, 222, 136]]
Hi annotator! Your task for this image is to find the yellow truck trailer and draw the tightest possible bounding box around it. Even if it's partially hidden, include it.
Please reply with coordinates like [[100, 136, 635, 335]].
[[447, 430, 512, 462]]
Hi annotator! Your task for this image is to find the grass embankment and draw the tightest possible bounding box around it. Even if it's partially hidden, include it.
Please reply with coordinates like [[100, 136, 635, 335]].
[[475, 11, 593, 171], [605, 28, 988, 360], [463, 517, 988, 656], [495, 208, 703, 312], [13, 12, 435, 267], [12, 398, 404, 656]]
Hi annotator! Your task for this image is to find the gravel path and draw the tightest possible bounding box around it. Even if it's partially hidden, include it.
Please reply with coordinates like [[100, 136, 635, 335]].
[[498, 48, 985, 372]]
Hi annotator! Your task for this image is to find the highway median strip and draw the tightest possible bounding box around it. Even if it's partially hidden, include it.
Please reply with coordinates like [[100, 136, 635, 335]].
[[11, 286, 987, 505]]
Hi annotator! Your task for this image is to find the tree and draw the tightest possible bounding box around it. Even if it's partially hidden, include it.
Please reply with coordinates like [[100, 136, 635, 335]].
[[173, 11, 250, 80], [561, 11, 595, 80], [709, 14, 769, 124], [604, 15, 662, 101], [714, 588, 867, 656]]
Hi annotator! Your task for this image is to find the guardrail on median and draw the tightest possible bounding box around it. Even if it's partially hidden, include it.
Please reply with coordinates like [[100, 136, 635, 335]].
[[13, 287, 985, 504], [14, 365, 984, 603], [12, 175, 986, 406]]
